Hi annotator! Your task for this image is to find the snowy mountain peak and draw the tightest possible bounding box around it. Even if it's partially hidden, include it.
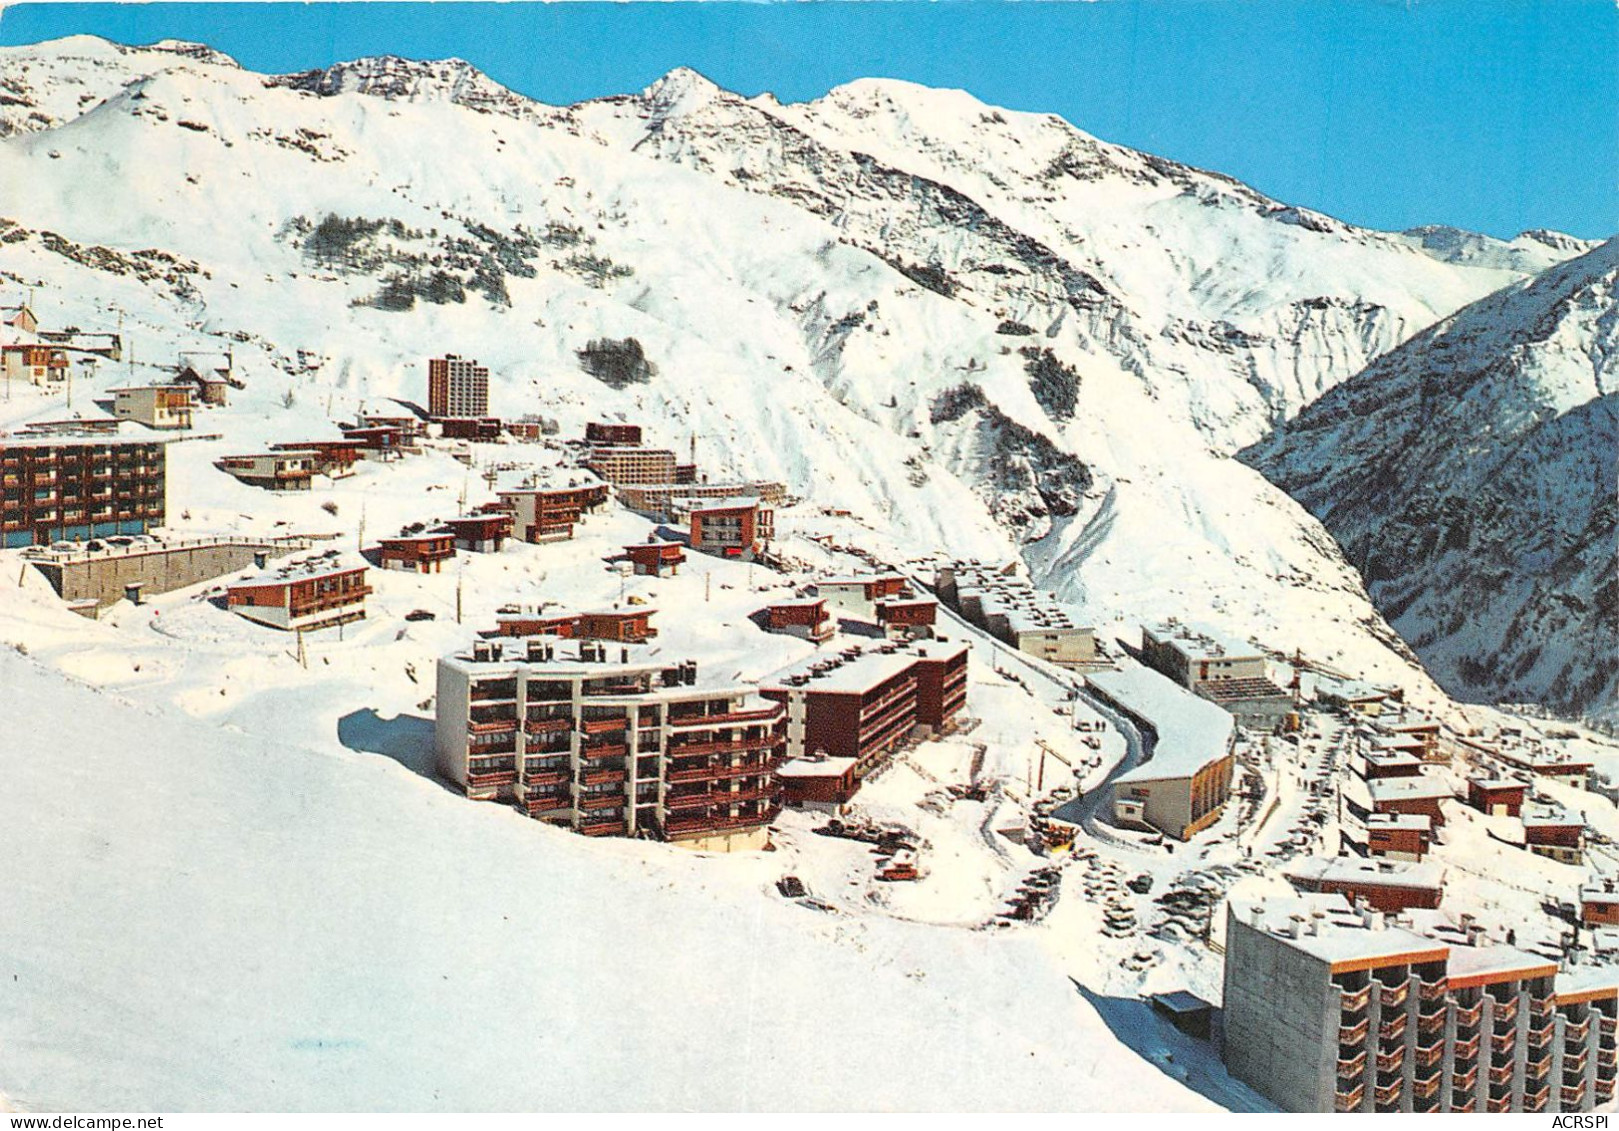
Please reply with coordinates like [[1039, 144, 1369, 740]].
[[640, 66, 727, 119], [1245, 238, 1619, 720], [264, 53, 542, 116], [142, 39, 241, 68]]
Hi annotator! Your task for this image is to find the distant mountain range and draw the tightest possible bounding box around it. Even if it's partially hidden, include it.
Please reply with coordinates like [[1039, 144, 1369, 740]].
[[1, 34, 1608, 716]]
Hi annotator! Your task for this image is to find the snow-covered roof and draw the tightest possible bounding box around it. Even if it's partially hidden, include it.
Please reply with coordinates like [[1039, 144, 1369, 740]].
[[442, 639, 755, 698], [0, 433, 165, 450], [762, 646, 919, 696], [1365, 812, 1431, 832], [820, 572, 906, 588], [776, 756, 859, 779], [1144, 619, 1264, 662], [1229, 893, 1446, 969], [1289, 855, 1443, 890], [679, 495, 760, 512], [1090, 666, 1233, 784], [1580, 882, 1619, 907], [1522, 804, 1582, 829], [1367, 776, 1450, 803], [1555, 967, 1619, 1002], [231, 550, 366, 587], [1445, 943, 1556, 985]]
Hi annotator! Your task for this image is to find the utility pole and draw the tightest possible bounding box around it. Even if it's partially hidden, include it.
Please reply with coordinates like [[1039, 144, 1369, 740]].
[[456, 567, 464, 625]]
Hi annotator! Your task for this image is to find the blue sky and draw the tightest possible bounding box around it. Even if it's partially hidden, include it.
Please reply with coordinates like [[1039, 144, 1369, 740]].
[[2, 1, 1614, 240]]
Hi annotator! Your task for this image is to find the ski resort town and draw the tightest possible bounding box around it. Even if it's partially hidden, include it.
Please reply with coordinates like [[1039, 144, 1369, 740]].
[[4, 297, 1616, 1112]]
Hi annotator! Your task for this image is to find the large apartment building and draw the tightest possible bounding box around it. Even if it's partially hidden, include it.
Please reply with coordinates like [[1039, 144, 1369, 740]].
[[584, 445, 679, 486], [1089, 666, 1235, 840], [1223, 893, 1619, 1113], [682, 496, 773, 560], [436, 639, 787, 851], [1, 437, 166, 548], [760, 640, 968, 775], [495, 479, 609, 543], [427, 355, 489, 419], [936, 562, 1097, 666]]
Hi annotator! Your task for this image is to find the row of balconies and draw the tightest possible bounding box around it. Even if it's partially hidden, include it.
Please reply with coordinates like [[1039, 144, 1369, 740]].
[[666, 705, 781, 729], [662, 804, 782, 837]]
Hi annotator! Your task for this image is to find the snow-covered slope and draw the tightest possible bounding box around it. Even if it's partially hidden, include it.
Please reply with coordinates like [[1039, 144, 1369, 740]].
[[0, 34, 237, 136], [0, 644, 1222, 1112], [1244, 240, 1618, 722], [0, 39, 1589, 701]]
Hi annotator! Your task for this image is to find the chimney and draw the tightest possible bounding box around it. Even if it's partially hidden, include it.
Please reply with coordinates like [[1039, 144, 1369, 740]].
[[527, 638, 546, 662], [1288, 913, 1306, 939], [1308, 910, 1325, 936], [620, 647, 629, 663], [472, 640, 494, 662], [252, 550, 269, 570]]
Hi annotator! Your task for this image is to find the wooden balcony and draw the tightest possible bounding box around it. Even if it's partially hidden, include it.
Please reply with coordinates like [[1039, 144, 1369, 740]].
[[1602, 1015, 1617, 1040], [663, 805, 781, 838], [524, 717, 571, 734], [466, 770, 517, 788], [580, 743, 628, 761], [1379, 981, 1409, 1010], [522, 792, 569, 814], [1486, 1093, 1511, 1114], [581, 768, 626, 787], [1452, 1033, 1480, 1061], [1598, 1046, 1616, 1069], [1333, 1082, 1364, 1112], [1451, 1064, 1478, 1092], [666, 759, 779, 785], [1372, 1078, 1402, 1107], [1565, 1015, 1592, 1044], [1339, 1016, 1370, 1045], [1380, 1012, 1408, 1042], [1417, 1009, 1446, 1038], [666, 706, 780, 729], [467, 718, 518, 734], [1412, 1069, 1442, 1100], [1336, 1050, 1366, 1079], [1375, 1046, 1405, 1074], [1598, 1078, 1616, 1102], [1523, 1083, 1549, 1112], [1418, 977, 1448, 1003], [1561, 1082, 1588, 1109], [667, 735, 779, 759], [1414, 1040, 1444, 1070], [1564, 1048, 1589, 1075], [578, 793, 623, 811], [1450, 1096, 1476, 1113], [1526, 1053, 1552, 1081], [1492, 996, 1520, 1025], [1488, 1061, 1514, 1087], [1528, 1019, 1556, 1046], [1454, 1000, 1483, 1029], [580, 716, 629, 735], [524, 769, 569, 787], [578, 817, 625, 836], [1491, 1029, 1517, 1056], [1339, 984, 1372, 1013], [665, 792, 717, 812]]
